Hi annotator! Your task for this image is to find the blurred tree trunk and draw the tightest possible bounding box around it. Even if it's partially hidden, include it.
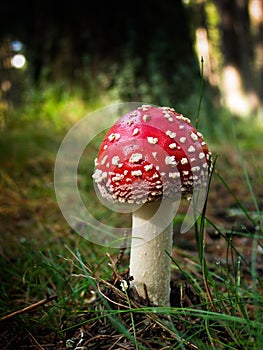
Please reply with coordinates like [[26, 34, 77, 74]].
[[216, 0, 253, 89], [214, 0, 258, 116], [249, 0, 263, 104]]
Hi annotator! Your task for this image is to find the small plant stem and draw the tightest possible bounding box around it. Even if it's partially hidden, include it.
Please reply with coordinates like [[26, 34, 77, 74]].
[[0, 294, 58, 322], [25, 327, 46, 350], [121, 281, 139, 350], [200, 225, 217, 313], [195, 155, 218, 313], [196, 56, 204, 129]]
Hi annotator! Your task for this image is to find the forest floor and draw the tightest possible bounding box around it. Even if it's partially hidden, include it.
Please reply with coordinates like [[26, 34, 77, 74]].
[[0, 115, 263, 349]]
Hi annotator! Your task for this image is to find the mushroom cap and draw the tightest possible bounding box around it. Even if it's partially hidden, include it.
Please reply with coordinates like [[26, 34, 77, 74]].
[[92, 105, 211, 205]]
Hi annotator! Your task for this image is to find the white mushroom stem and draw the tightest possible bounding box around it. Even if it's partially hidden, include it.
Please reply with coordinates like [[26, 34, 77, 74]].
[[129, 200, 176, 306]]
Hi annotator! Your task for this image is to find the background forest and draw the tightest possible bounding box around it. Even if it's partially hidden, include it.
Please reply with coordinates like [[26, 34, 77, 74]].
[[1, 0, 263, 120], [0, 0, 263, 349]]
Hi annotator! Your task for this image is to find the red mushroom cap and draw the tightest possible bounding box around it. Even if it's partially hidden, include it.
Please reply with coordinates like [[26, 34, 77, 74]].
[[92, 105, 211, 204]]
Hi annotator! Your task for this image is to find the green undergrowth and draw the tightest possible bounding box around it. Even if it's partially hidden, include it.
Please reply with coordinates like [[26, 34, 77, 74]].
[[0, 91, 263, 348]]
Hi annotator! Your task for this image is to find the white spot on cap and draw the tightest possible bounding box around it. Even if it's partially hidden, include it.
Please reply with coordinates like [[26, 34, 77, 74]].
[[129, 153, 143, 163], [191, 132, 198, 141], [199, 152, 205, 159], [94, 158, 98, 166], [188, 145, 196, 153], [132, 128, 139, 136], [108, 133, 115, 141], [176, 114, 184, 120], [101, 155, 108, 165], [103, 145, 108, 150], [151, 191, 162, 196], [181, 158, 188, 165], [131, 170, 142, 177], [180, 137, 186, 143], [166, 130, 176, 138], [169, 172, 180, 179], [144, 164, 153, 171], [169, 143, 177, 149], [152, 152, 157, 160], [92, 168, 102, 181], [108, 133, 120, 142], [147, 136, 158, 144], [112, 156, 120, 165], [165, 156, 177, 166], [112, 174, 124, 182]]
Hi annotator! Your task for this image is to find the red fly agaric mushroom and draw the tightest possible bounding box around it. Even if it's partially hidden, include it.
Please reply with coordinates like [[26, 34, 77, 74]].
[[92, 104, 211, 306]]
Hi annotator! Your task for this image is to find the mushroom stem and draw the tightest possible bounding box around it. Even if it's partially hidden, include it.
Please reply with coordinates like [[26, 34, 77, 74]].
[[129, 201, 176, 306]]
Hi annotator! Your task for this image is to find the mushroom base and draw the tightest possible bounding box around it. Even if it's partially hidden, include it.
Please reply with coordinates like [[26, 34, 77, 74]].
[[129, 201, 176, 306]]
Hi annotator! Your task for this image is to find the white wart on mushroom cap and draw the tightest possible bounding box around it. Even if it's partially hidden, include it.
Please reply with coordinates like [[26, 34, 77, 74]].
[[92, 105, 211, 205]]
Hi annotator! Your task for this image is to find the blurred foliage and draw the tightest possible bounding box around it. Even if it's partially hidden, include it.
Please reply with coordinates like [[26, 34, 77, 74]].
[[0, 1, 200, 109], [1, 0, 262, 133]]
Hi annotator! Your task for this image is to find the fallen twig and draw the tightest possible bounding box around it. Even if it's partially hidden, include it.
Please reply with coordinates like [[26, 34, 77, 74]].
[[0, 294, 58, 322]]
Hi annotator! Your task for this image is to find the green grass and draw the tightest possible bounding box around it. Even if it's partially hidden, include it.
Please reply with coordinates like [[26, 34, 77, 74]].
[[0, 88, 263, 349]]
